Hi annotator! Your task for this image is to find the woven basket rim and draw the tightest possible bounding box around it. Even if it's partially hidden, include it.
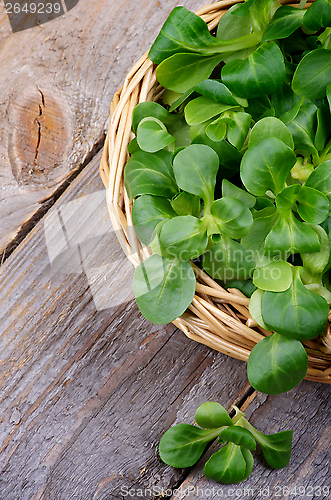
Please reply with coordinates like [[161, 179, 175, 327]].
[[100, 0, 331, 384]]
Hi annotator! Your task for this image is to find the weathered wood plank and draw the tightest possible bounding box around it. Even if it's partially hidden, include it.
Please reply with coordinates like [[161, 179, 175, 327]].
[[0, 0, 205, 259], [0, 151, 249, 499], [171, 381, 331, 499]]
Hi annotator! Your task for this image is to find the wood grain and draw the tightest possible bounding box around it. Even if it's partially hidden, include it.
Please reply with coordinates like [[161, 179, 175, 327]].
[[0, 151, 249, 500], [0, 0, 206, 259], [172, 382, 331, 499]]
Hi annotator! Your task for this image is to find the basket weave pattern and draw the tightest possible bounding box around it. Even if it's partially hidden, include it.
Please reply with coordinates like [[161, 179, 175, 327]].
[[100, 0, 331, 383]]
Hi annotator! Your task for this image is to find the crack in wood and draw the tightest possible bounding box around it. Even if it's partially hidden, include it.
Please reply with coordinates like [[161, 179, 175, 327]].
[[34, 106, 43, 167], [34, 87, 46, 167]]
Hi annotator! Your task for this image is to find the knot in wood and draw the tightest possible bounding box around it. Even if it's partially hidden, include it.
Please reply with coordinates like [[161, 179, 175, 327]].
[[9, 86, 69, 190]]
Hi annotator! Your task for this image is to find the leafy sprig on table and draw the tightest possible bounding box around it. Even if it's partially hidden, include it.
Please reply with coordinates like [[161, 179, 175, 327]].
[[124, 0, 331, 396], [159, 402, 293, 484]]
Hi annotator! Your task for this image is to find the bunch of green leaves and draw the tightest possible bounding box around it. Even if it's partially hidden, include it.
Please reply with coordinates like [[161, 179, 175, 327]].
[[159, 401, 293, 484], [124, 0, 331, 396]]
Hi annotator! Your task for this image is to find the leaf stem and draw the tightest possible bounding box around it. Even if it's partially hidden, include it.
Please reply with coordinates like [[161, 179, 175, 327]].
[[318, 27, 331, 47], [317, 139, 331, 164], [203, 33, 262, 55], [231, 406, 245, 425]]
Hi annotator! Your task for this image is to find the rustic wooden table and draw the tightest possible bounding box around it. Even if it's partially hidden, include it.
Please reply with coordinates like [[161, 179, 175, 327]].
[[0, 1, 330, 499]]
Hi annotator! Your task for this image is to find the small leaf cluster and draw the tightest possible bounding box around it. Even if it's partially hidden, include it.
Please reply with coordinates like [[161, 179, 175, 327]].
[[159, 402, 293, 484], [124, 0, 331, 396]]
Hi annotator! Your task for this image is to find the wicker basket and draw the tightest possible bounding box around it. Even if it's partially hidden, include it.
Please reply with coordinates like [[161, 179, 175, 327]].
[[100, 0, 331, 384]]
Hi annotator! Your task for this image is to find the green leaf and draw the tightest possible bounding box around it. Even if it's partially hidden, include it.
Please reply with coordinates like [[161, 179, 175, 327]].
[[247, 332, 308, 394], [190, 119, 214, 142], [327, 82, 331, 111], [241, 207, 278, 254], [240, 137, 297, 196], [246, 94, 272, 121], [204, 443, 247, 484], [261, 267, 329, 340], [296, 186, 329, 224], [222, 179, 256, 208], [305, 160, 331, 201], [150, 220, 170, 257], [132, 101, 177, 134], [124, 150, 178, 199], [162, 89, 184, 107], [279, 95, 304, 124], [243, 420, 294, 468], [247, 0, 279, 31], [195, 402, 233, 428], [218, 426, 256, 450], [233, 0, 258, 17], [253, 260, 293, 292], [254, 197, 275, 210], [159, 423, 223, 468], [206, 116, 229, 142], [167, 118, 191, 148], [303, 0, 331, 32], [132, 195, 177, 245], [264, 212, 321, 255], [292, 49, 331, 100], [225, 279, 257, 297], [149, 3, 261, 69], [216, 3, 252, 40], [301, 224, 331, 274], [194, 79, 247, 106], [148, 7, 220, 64], [173, 144, 219, 207], [223, 45, 259, 64], [221, 42, 286, 99], [301, 270, 331, 304], [203, 236, 255, 282], [248, 117, 294, 150], [275, 184, 301, 219], [128, 137, 141, 154], [241, 448, 254, 480], [249, 289, 268, 328], [262, 6, 305, 42], [159, 215, 208, 260], [285, 102, 318, 156], [136, 117, 175, 153], [271, 83, 300, 119], [315, 106, 331, 151], [192, 135, 242, 173], [275, 184, 328, 225], [227, 112, 252, 150], [184, 96, 238, 125], [171, 191, 200, 217], [210, 197, 253, 239], [134, 255, 195, 324], [156, 52, 224, 93], [168, 88, 195, 113]]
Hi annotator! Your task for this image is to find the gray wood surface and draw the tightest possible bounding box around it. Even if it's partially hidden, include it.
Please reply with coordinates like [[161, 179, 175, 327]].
[[0, 0, 204, 259]]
